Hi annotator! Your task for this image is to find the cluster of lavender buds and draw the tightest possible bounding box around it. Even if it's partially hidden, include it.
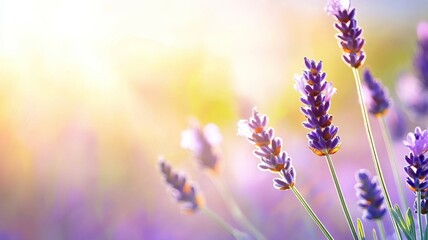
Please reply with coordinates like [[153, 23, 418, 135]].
[[403, 127, 428, 212], [325, 0, 365, 68], [238, 109, 295, 190], [181, 123, 222, 171], [355, 169, 386, 220], [362, 69, 390, 117], [294, 58, 341, 156], [159, 159, 203, 213]]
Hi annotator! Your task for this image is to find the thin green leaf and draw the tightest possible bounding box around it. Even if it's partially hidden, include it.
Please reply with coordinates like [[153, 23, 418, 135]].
[[406, 208, 416, 239], [357, 219, 365, 240]]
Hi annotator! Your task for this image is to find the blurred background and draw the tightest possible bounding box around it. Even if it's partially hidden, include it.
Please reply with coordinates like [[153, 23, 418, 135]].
[[0, 0, 427, 239]]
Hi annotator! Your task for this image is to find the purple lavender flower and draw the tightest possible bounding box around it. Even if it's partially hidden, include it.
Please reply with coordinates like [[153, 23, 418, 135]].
[[355, 169, 386, 220], [325, 0, 365, 68], [181, 123, 222, 172], [418, 191, 428, 214], [362, 68, 390, 117], [294, 58, 341, 156], [159, 159, 204, 212], [238, 109, 295, 190], [403, 127, 428, 193], [414, 21, 428, 90], [396, 73, 428, 116]]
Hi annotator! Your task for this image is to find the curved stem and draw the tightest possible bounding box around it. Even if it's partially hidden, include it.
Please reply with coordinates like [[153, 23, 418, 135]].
[[379, 117, 408, 210], [376, 220, 386, 240], [209, 174, 266, 240], [418, 191, 424, 240], [290, 186, 334, 240], [201, 207, 248, 240], [325, 154, 358, 240], [351, 67, 402, 240]]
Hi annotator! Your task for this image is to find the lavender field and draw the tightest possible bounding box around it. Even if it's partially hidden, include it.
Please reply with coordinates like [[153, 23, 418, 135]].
[[0, 0, 427, 239]]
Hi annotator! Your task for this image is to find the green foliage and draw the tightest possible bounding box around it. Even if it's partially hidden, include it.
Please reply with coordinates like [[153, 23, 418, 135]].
[[391, 205, 416, 240], [357, 218, 366, 240]]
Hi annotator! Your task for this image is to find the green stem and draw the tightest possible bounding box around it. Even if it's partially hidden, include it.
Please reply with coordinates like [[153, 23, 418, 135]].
[[209, 175, 266, 240], [290, 185, 334, 240], [201, 207, 248, 240], [351, 67, 402, 240], [376, 220, 386, 240], [418, 191, 424, 240], [325, 154, 358, 240], [379, 117, 408, 210]]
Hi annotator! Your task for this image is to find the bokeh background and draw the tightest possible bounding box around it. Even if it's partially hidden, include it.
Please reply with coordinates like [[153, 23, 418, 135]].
[[0, 0, 427, 239]]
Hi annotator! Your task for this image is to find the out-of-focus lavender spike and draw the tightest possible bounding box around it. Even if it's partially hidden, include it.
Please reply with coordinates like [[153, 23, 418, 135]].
[[396, 73, 428, 116], [294, 57, 341, 156], [159, 159, 203, 212], [362, 69, 390, 117], [385, 106, 407, 141], [355, 169, 386, 220], [414, 21, 428, 90], [181, 122, 222, 171]]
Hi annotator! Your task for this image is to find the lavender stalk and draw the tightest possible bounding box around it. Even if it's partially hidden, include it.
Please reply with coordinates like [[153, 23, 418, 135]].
[[295, 57, 357, 239]]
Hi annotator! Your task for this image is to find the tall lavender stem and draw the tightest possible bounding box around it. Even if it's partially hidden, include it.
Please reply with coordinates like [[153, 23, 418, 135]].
[[352, 68, 401, 239], [325, 154, 358, 240]]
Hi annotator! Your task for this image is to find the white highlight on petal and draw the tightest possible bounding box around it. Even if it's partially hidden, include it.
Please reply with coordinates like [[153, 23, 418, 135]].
[[293, 74, 306, 96], [403, 127, 428, 156], [325, 0, 350, 16], [324, 82, 337, 101], [237, 119, 252, 138]]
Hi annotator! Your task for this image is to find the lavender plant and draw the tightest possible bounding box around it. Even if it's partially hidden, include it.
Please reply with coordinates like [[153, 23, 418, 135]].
[[355, 169, 386, 239], [294, 57, 357, 239], [238, 109, 332, 239]]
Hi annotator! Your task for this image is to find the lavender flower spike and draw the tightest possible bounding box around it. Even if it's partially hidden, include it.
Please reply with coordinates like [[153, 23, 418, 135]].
[[414, 21, 428, 90], [362, 69, 390, 117], [294, 58, 341, 156], [355, 169, 386, 220], [238, 109, 295, 190], [326, 0, 365, 68], [181, 122, 222, 171], [403, 127, 428, 192], [159, 159, 204, 213]]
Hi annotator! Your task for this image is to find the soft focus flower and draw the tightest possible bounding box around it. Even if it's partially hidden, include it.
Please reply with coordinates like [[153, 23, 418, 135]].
[[238, 109, 295, 190], [396, 73, 428, 116], [362, 68, 390, 117], [386, 106, 407, 141], [326, 0, 365, 68], [159, 159, 204, 213], [355, 169, 386, 220], [295, 57, 341, 156], [181, 122, 222, 171], [403, 127, 428, 193], [415, 21, 428, 90]]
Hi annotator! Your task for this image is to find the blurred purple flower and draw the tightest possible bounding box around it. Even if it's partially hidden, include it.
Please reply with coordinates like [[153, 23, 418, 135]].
[[238, 109, 295, 190], [159, 159, 204, 213], [294, 58, 341, 156], [414, 21, 428, 90], [362, 69, 390, 117], [355, 169, 386, 220], [326, 0, 365, 68], [403, 127, 428, 193], [385, 106, 407, 141], [396, 73, 428, 116], [181, 123, 222, 171]]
